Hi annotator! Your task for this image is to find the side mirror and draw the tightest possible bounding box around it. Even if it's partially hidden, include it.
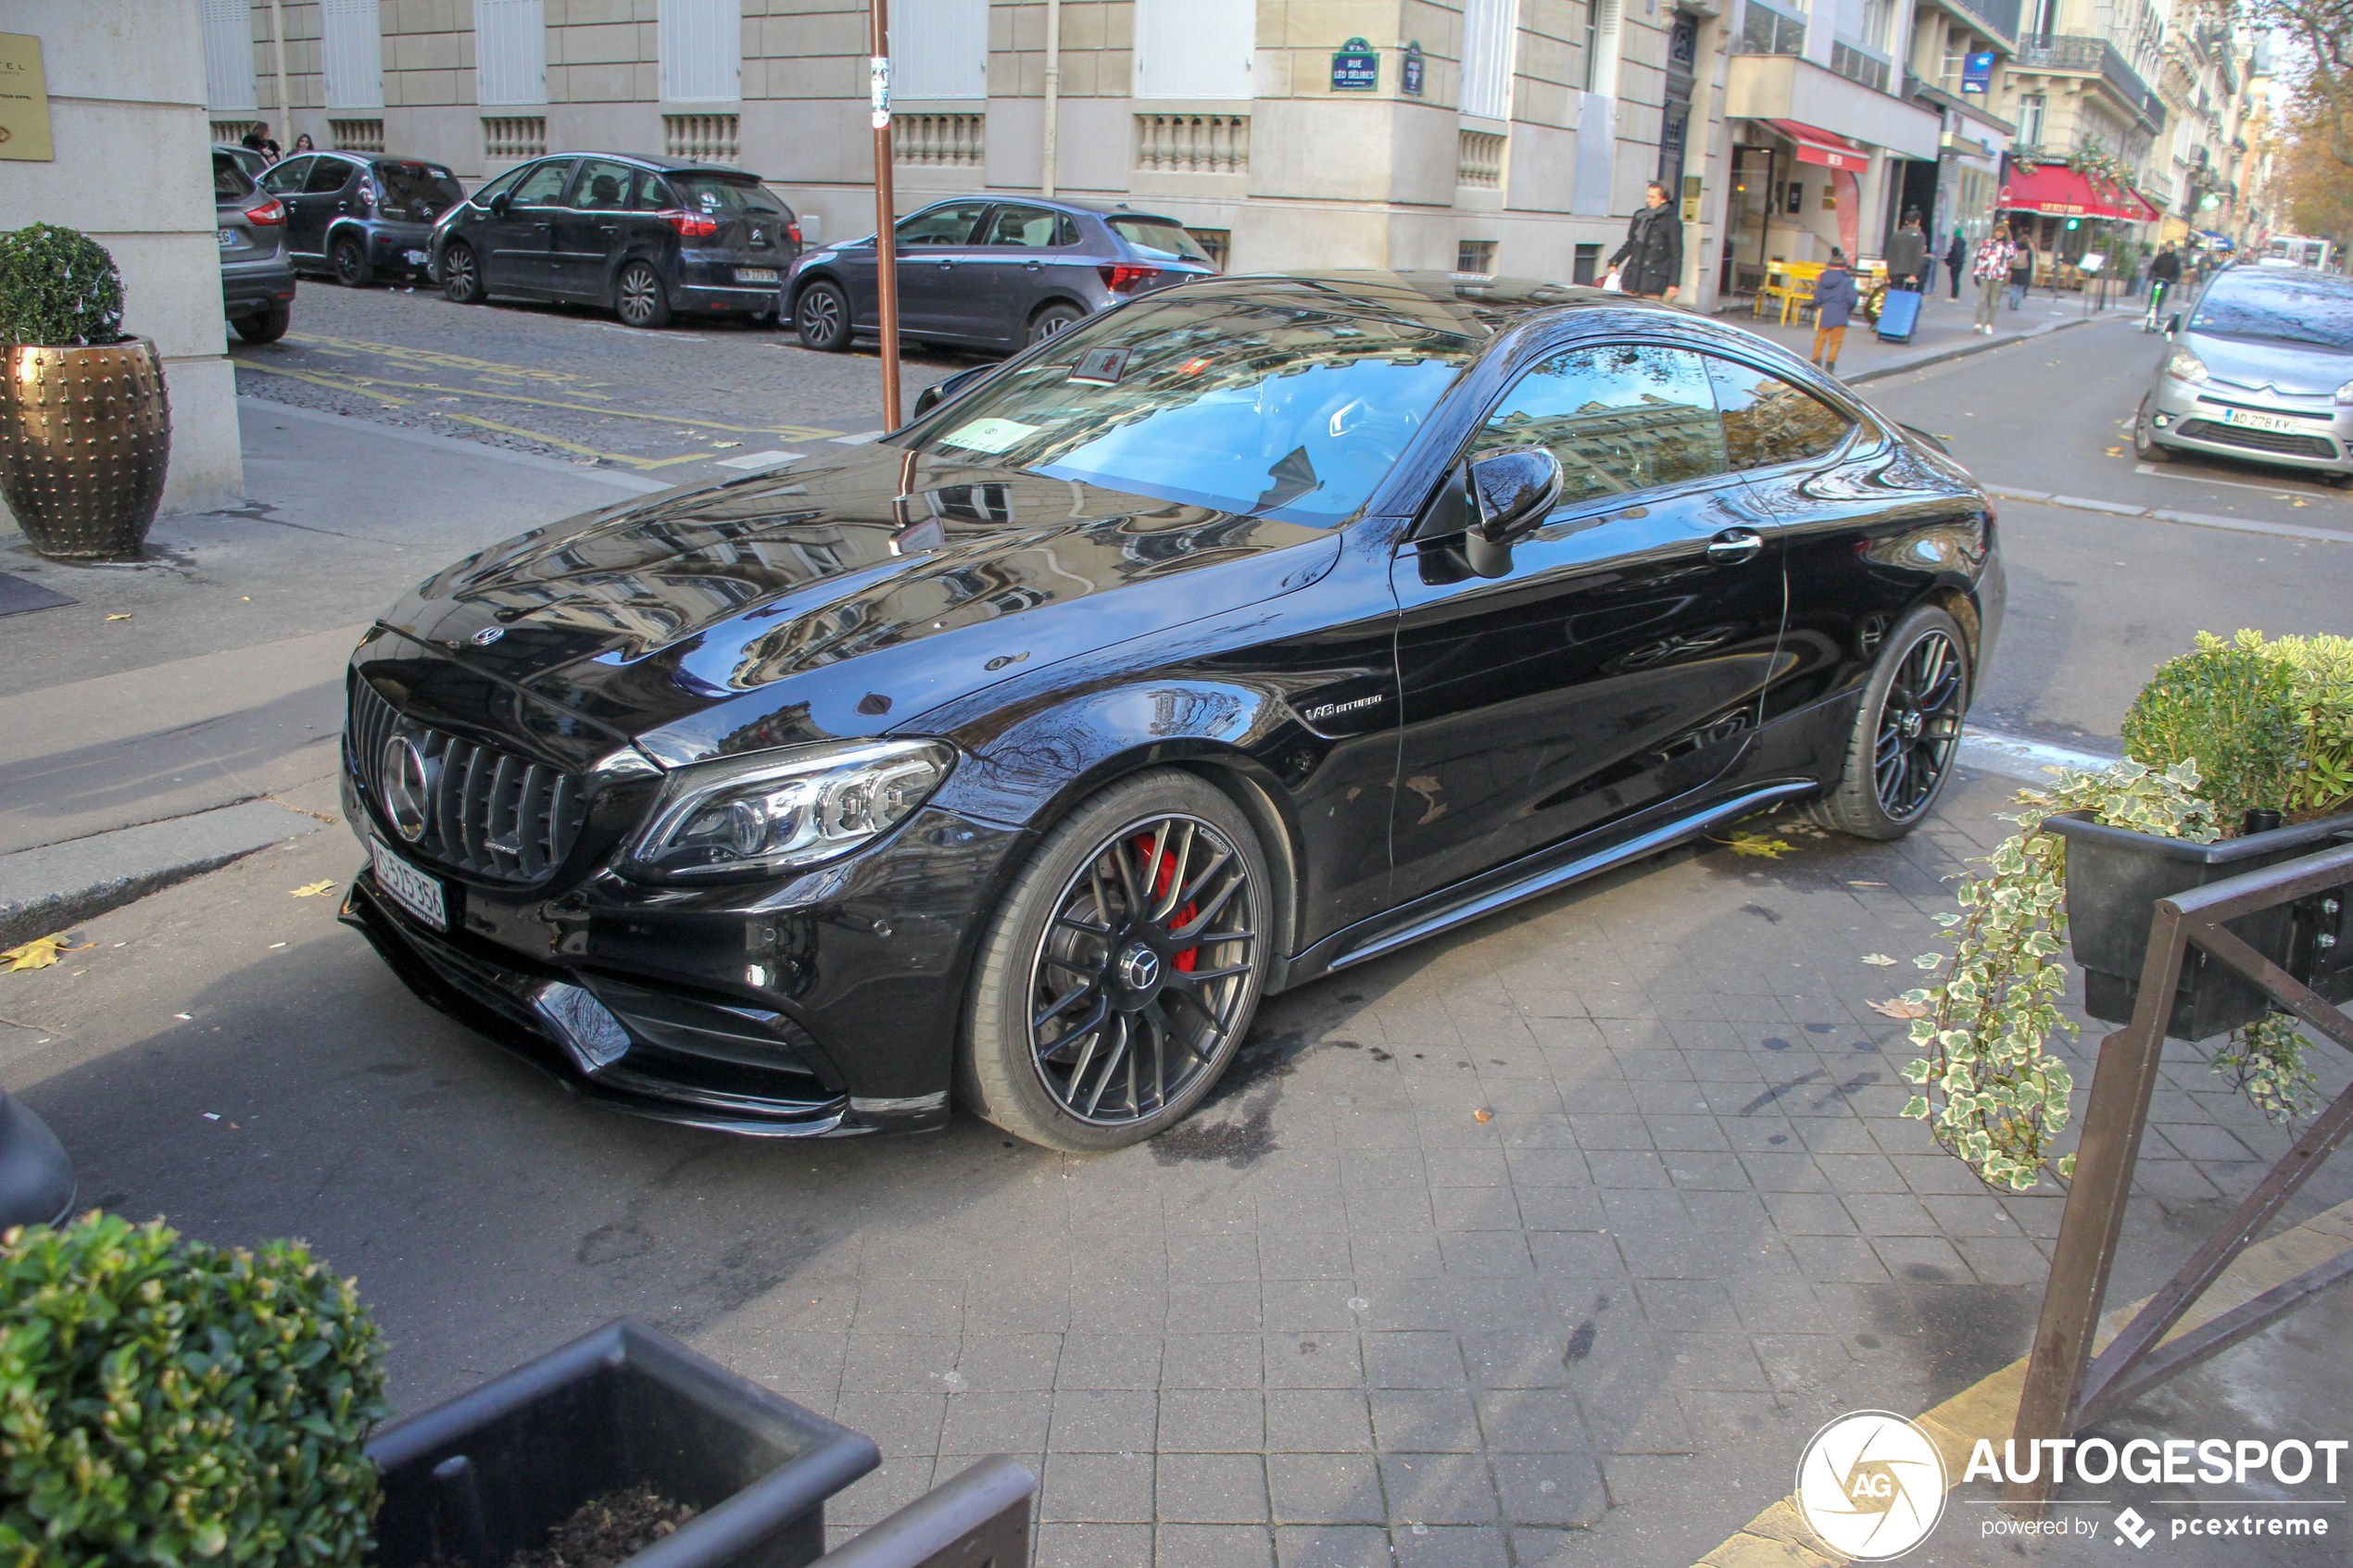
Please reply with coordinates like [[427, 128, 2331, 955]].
[[487, 192, 511, 218], [1463, 447, 1565, 577]]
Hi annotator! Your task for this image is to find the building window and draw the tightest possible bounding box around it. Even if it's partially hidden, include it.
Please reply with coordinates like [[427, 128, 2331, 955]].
[[1581, 2, 1601, 91], [200, 0, 257, 112], [893, 0, 988, 101], [2018, 93, 2046, 146], [1456, 240, 1497, 277], [1573, 243, 1602, 284], [476, 0, 547, 107], [1187, 229, 1232, 270], [1463, 0, 1520, 120], [661, 0, 741, 104], [1735, 0, 1806, 59], [322, 0, 384, 111], [1135, 0, 1252, 100]]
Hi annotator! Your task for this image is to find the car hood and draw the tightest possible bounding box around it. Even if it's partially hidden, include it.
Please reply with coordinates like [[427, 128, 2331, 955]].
[[2183, 331, 2353, 397], [374, 443, 1342, 767]]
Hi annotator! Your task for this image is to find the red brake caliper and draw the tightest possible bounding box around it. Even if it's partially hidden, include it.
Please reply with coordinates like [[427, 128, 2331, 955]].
[[1133, 835, 1199, 972]]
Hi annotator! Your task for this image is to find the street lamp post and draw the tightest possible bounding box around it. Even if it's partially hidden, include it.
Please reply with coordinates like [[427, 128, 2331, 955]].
[[868, 0, 902, 430]]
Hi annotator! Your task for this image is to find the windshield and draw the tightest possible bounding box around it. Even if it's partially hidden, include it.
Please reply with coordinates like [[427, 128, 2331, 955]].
[[665, 174, 788, 217], [907, 293, 1477, 523], [1110, 218, 1211, 263], [374, 161, 464, 221], [2190, 274, 2353, 351]]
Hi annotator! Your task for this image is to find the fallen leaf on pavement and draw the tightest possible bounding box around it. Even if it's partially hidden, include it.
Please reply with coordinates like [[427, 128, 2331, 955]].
[[1936, 433, 1957, 440], [1869, 997, 1931, 1019], [2104, 446, 2125, 457], [4, 935, 89, 972], [1720, 832, 1793, 859], [1473, 1108, 1493, 1123], [289, 880, 336, 897], [105, 614, 131, 621], [1861, 953, 1899, 967], [712, 440, 741, 448]]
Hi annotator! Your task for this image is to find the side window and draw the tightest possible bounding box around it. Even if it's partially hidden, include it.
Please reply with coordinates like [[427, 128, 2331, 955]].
[[258, 156, 310, 194], [1057, 215, 1080, 247], [510, 160, 573, 207], [1704, 357, 1857, 470], [305, 157, 355, 194], [1472, 345, 1727, 505], [571, 159, 636, 211], [983, 205, 1064, 247], [469, 165, 529, 207], [896, 202, 989, 246], [631, 171, 673, 210]]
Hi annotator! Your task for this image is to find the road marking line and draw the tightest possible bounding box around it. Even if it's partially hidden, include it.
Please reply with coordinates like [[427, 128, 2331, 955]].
[[1985, 484, 2353, 544], [240, 397, 670, 493], [234, 363, 705, 470], [1959, 728, 2118, 783], [713, 450, 803, 470], [2132, 461, 2335, 498], [830, 431, 886, 445], [286, 331, 616, 390], [587, 322, 707, 342]]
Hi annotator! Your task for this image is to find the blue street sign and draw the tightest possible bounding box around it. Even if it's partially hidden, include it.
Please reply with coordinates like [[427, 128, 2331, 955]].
[[1402, 41, 1425, 97], [1332, 37, 1379, 92]]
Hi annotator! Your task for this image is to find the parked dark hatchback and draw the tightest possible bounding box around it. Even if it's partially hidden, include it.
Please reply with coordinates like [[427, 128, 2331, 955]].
[[258, 151, 465, 286], [431, 153, 800, 327], [338, 272, 2001, 1150], [786, 196, 1216, 353]]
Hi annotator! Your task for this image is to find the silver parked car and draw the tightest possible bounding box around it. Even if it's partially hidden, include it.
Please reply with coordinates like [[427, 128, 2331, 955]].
[[785, 196, 1218, 353], [2136, 266, 2353, 483]]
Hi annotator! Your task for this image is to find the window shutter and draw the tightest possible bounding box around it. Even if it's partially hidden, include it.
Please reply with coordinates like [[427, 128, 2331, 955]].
[[476, 0, 547, 107]]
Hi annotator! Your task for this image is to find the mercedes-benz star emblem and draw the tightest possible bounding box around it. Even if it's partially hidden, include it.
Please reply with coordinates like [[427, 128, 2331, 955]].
[[1119, 945, 1163, 993], [381, 736, 435, 843]]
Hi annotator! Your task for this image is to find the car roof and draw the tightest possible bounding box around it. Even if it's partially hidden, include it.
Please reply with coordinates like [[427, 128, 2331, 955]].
[[536, 151, 765, 180], [1161, 270, 1678, 336]]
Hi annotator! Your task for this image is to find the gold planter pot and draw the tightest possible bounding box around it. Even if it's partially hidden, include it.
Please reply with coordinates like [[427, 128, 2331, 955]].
[[0, 338, 172, 561]]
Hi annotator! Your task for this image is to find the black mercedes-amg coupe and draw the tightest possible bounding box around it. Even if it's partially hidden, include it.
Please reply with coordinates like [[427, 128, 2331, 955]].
[[339, 271, 2002, 1150]]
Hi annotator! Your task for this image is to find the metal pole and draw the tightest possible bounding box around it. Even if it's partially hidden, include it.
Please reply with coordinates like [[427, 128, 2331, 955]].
[[269, 0, 291, 140], [869, 0, 902, 431], [1040, 0, 1062, 199]]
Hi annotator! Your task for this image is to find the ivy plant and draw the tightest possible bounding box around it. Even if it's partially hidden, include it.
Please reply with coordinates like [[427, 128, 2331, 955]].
[[0, 1211, 386, 1566]]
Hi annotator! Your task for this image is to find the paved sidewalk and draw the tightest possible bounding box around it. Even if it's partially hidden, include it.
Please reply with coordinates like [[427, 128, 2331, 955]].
[[1718, 284, 2122, 383]]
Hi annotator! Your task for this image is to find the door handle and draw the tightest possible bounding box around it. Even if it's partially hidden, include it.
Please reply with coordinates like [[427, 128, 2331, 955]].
[[1705, 529, 1765, 565], [1025, 260, 1042, 271], [937, 260, 955, 270]]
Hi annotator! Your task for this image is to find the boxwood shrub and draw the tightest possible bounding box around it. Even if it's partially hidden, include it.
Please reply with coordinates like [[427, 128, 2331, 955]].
[[0, 224, 126, 348], [0, 1212, 386, 1566]]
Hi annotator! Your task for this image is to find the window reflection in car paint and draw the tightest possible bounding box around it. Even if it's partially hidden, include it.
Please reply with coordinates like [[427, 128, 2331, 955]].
[[2189, 273, 2353, 350], [906, 295, 1478, 523]]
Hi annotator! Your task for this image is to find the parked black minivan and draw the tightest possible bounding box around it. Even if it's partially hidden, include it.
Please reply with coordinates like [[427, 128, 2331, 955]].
[[430, 153, 801, 327], [258, 150, 467, 286]]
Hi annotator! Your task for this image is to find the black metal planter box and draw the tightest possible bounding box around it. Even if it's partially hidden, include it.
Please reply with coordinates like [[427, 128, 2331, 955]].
[[365, 1319, 880, 1568], [2049, 810, 2353, 1040]]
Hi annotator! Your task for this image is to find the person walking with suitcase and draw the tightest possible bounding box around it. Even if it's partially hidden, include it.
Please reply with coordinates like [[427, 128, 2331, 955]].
[[1886, 211, 1929, 292], [2007, 227, 2035, 310], [1605, 182, 1685, 302], [1971, 229, 2014, 334], [1809, 249, 1858, 374]]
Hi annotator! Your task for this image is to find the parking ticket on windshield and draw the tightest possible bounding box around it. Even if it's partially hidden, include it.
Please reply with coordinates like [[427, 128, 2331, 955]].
[[940, 418, 1038, 455]]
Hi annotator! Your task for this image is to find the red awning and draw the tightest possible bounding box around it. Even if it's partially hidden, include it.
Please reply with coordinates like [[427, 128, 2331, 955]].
[[1765, 120, 1871, 173], [1998, 164, 2159, 222]]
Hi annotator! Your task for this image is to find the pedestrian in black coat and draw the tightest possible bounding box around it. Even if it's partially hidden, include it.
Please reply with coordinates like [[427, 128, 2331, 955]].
[[1607, 182, 1684, 302], [1944, 230, 1966, 299]]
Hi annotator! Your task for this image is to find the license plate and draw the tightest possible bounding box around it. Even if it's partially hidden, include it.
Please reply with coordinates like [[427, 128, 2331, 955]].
[[735, 267, 780, 284], [217, 228, 238, 248], [2222, 407, 2307, 434], [404, 248, 428, 265], [371, 840, 448, 932]]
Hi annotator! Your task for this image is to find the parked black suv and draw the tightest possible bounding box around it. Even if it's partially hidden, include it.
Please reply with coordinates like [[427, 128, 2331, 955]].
[[339, 272, 2001, 1150], [258, 151, 465, 286], [431, 153, 800, 327], [215, 150, 296, 344]]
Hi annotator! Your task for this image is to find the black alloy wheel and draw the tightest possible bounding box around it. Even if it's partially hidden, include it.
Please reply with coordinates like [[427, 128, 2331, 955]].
[[442, 243, 485, 303], [961, 770, 1270, 1150], [1808, 604, 1970, 840], [615, 262, 671, 329], [1027, 303, 1085, 345], [332, 237, 371, 287], [795, 281, 851, 350]]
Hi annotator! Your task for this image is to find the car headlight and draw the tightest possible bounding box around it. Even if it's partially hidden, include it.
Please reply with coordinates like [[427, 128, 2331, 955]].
[[2165, 345, 2208, 383], [622, 738, 955, 882], [2336, 378, 2353, 406]]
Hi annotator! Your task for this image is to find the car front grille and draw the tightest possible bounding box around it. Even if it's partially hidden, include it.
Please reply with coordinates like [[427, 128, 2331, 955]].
[[2173, 420, 2339, 459], [347, 676, 588, 883]]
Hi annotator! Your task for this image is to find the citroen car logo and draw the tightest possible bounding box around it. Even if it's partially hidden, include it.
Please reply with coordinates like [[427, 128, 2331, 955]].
[[1118, 944, 1163, 993], [381, 736, 435, 842]]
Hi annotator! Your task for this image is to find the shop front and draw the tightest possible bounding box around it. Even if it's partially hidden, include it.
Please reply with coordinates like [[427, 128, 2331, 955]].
[[1997, 160, 2160, 291]]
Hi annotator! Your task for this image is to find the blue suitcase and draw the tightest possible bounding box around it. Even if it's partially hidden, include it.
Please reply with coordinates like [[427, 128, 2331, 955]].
[[1875, 287, 1921, 344]]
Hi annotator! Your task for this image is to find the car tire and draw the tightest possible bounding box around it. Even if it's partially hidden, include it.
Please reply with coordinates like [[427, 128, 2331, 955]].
[[795, 280, 852, 351], [233, 300, 292, 345], [442, 243, 486, 304], [961, 768, 1273, 1152], [332, 237, 372, 288], [615, 262, 672, 329], [1026, 303, 1086, 345], [1807, 604, 1970, 841], [2133, 400, 2174, 463]]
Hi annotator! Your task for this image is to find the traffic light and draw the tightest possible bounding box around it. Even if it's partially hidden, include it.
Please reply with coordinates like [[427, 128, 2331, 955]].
[[2065, 217, 2081, 230]]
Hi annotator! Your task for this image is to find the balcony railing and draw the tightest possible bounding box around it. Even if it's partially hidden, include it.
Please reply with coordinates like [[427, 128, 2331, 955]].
[[1735, 0, 1806, 57], [1831, 40, 1894, 94], [2014, 33, 2166, 131], [1457, 129, 1505, 189], [1134, 113, 1251, 176], [893, 113, 984, 168]]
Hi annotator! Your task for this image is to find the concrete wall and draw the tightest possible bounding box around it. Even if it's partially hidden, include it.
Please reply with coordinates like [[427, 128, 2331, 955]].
[[2, 0, 243, 516]]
